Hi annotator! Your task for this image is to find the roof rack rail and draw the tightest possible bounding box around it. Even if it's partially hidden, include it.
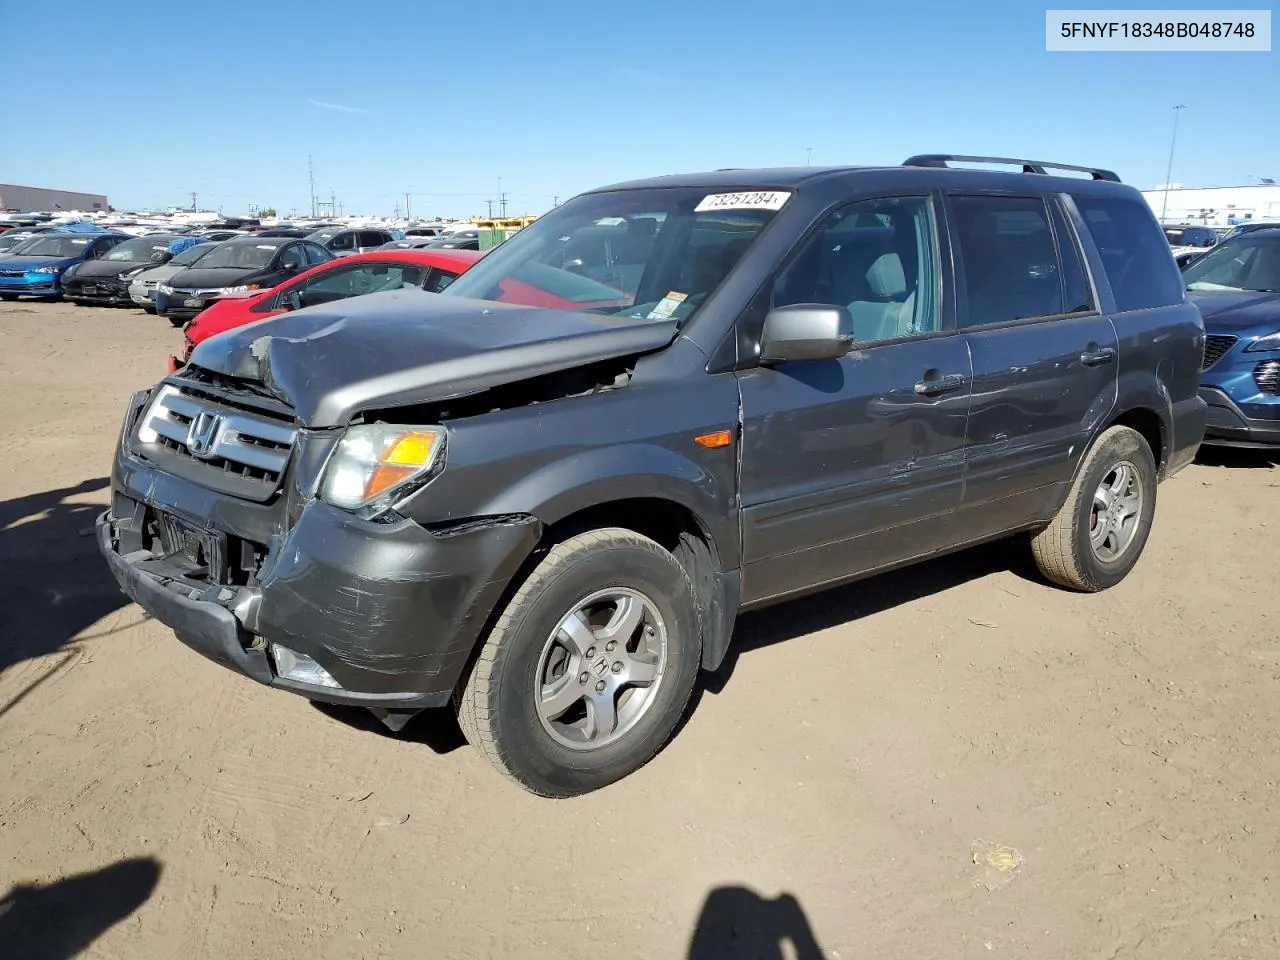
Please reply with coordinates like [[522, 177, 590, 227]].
[[902, 154, 1120, 183]]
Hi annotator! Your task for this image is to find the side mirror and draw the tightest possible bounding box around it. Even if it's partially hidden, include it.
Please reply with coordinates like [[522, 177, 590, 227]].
[[281, 258, 301, 273], [760, 304, 853, 364], [282, 291, 302, 312]]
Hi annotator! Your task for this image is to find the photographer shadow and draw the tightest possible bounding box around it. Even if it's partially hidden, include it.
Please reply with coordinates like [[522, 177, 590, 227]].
[[688, 885, 824, 960]]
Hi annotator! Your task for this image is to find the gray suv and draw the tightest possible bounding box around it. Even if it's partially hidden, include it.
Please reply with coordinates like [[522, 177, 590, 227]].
[[97, 154, 1206, 796]]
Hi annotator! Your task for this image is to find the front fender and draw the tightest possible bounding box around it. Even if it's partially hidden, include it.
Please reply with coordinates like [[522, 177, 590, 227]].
[[472, 443, 739, 569]]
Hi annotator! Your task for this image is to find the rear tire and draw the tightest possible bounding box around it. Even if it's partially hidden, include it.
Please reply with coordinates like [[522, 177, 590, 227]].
[[1031, 425, 1157, 592], [457, 528, 701, 797]]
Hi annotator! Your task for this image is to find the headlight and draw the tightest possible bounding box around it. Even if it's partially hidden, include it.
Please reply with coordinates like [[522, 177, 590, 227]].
[[319, 424, 445, 512], [62, 264, 80, 279], [1245, 331, 1280, 353], [33, 265, 60, 274], [158, 284, 174, 294], [216, 284, 260, 294]]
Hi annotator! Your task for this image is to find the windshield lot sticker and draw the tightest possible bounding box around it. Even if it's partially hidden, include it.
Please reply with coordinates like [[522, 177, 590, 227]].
[[647, 291, 688, 320], [257, 244, 276, 250], [71, 239, 89, 245], [694, 191, 790, 213]]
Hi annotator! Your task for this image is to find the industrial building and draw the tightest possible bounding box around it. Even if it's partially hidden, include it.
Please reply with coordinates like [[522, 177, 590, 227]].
[[1142, 182, 1280, 227], [0, 183, 109, 214]]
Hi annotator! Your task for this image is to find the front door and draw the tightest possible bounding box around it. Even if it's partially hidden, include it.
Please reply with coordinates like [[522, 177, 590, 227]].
[[736, 194, 972, 605], [945, 193, 1119, 537]]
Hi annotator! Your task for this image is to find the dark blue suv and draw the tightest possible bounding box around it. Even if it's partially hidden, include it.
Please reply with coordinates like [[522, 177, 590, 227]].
[[1186, 228, 1280, 448]]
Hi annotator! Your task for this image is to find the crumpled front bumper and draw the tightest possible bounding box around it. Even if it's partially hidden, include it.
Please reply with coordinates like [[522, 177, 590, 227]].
[[98, 442, 542, 709]]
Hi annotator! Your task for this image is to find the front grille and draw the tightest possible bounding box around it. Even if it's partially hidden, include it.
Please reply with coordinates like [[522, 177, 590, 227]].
[[134, 382, 296, 501], [1202, 335, 1238, 370], [1255, 360, 1280, 396], [0, 270, 25, 278]]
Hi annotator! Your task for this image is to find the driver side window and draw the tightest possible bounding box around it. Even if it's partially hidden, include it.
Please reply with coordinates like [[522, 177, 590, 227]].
[[772, 196, 939, 344]]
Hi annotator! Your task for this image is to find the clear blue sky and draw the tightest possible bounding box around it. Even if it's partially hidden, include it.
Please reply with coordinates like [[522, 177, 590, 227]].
[[1, 0, 1274, 218]]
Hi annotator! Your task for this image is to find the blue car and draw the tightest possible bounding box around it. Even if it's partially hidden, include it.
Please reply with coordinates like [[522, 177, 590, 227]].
[[0, 231, 131, 300], [1186, 228, 1280, 448]]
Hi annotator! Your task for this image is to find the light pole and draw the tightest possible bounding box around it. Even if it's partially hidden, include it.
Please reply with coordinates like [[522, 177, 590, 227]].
[[1160, 104, 1186, 224], [806, 147, 812, 166]]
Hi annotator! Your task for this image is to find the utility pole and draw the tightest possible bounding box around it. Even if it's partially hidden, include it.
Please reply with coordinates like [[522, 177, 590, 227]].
[[308, 155, 317, 218], [486, 199, 494, 218], [498, 177, 507, 218], [806, 147, 812, 166], [405, 192, 411, 219], [330, 191, 336, 219], [190, 191, 197, 212], [1160, 104, 1186, 224], [393, 201, 401, 218]]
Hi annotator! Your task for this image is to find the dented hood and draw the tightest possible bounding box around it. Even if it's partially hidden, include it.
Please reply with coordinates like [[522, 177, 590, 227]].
[[187, 288, 678, 427]]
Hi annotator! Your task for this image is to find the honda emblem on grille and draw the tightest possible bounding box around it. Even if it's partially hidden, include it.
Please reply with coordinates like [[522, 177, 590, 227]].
[[186, 411, 222, 458]]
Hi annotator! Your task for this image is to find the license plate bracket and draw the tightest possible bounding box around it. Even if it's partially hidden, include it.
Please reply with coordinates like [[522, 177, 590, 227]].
[[83, 284, 98, 295], [156, 512, 227, 582], [184, 297, 204, 309]]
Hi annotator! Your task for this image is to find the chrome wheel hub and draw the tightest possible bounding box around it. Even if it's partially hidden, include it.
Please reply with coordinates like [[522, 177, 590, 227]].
[[534, 588, 668, 750], [1090, 460, 1143, 562]]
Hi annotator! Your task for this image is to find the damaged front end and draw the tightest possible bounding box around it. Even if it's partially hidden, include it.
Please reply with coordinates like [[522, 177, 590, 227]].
[[96, 376, 543, 721]]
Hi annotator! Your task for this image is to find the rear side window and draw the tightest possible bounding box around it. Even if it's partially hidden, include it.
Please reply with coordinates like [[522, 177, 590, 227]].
[[951, 195, 1064, 326], [328, 232, 355, 252], [1072, 195, 1184, 312], [1049, 201, 1094, 313]]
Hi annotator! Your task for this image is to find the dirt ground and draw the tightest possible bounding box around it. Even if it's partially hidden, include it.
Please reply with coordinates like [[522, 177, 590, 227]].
[[1, 299, 1278, 960]]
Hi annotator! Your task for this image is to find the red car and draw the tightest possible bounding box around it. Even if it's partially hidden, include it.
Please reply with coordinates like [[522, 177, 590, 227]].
[[169, 248, 482, 371]]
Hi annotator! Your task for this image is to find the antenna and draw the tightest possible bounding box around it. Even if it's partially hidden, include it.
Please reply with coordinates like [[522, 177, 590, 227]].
[[309, 156, 317, 218]]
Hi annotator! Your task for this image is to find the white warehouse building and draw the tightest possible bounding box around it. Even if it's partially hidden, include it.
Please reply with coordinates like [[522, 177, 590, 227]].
[[1141, 182, 1280, 227]]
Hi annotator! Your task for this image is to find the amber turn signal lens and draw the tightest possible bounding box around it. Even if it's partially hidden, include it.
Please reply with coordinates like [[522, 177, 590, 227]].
[[694, 430, 732, 448]]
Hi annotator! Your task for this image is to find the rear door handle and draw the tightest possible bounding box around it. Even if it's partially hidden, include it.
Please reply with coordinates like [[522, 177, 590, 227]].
[[913, 372, 967, 396], [1080, 347, 1116, 366]]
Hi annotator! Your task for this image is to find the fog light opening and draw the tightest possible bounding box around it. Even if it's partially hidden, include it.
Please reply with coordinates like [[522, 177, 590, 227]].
[[270, 644, 343, 689]]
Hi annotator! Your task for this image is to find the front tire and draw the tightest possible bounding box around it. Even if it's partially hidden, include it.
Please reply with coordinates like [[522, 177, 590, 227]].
[[1031, 425, 1157, 592], [0, 294, 17, 302], [457, 528, 701, 797], [168, 316, 185, 327]]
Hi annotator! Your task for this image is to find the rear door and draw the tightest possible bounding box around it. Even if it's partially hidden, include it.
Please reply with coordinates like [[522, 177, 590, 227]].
[[947, 193, 1118, 536], [736, 193, 973, 604]]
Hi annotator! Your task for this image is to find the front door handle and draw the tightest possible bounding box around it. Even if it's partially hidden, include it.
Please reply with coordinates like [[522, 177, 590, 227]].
[[913, 372, 967, 396], [1080, 347, 1116, 366]]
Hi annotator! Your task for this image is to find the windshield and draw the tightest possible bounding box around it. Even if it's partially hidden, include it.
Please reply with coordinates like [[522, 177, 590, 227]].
[[307, 230, 338, 243], [9, 236, 94, 258], [169, 242, 216, 266], [1184, 235, 1280, 293], [442, 187, 786, 322], [106, 237, 174, 262], [0, 233, 37, 253], [194, 242, 279, 269]]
